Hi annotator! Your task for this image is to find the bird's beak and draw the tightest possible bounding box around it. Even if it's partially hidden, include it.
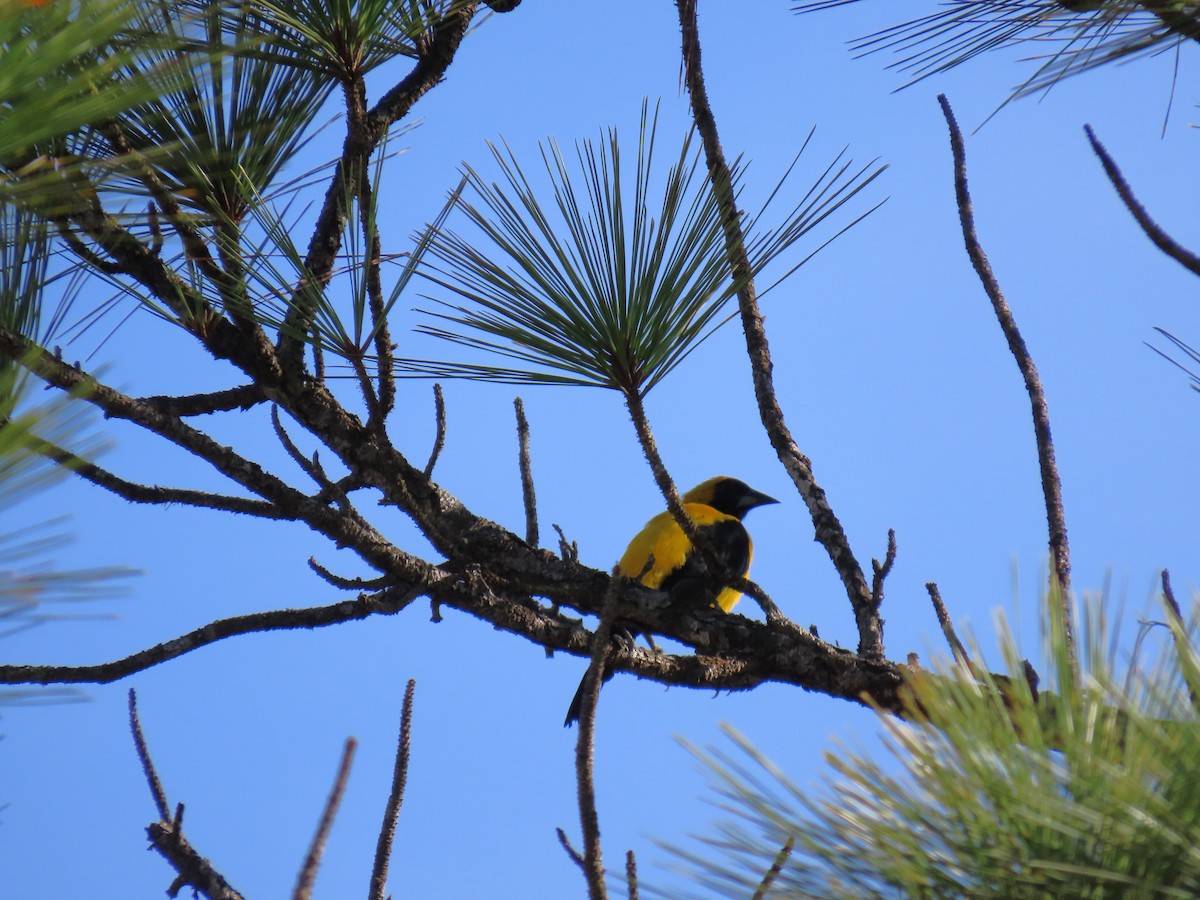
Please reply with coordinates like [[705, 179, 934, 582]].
[[746, 488, 779, 511]]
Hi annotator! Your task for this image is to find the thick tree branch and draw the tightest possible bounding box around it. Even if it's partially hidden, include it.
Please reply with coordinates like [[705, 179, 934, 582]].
[[138, 384, 266, 417], [676, 0, 879, 656], [939, 95, 1073, 664], [1, 327, 429, 579]]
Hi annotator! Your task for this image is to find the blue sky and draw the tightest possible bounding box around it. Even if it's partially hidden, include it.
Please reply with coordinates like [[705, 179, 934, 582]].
[[4, 2, 1200, 897]]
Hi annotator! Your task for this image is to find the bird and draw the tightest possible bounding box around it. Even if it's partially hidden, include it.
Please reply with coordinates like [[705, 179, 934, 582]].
[[564, 476, 778, 727]]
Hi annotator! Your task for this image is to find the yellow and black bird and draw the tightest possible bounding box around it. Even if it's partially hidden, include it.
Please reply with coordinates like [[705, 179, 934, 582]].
[[564, 476, 778, 727]]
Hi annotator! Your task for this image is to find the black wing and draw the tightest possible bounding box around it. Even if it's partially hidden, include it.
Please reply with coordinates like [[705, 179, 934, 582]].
[[659, 518, 750, 607]]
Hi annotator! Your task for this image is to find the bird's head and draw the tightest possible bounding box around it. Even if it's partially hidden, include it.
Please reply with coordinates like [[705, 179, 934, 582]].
[[683, 476, 778, 520]]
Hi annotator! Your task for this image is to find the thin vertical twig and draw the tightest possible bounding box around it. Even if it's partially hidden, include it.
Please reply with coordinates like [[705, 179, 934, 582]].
[[358, 171, 396, 421], [870, 528, 897, 609], [293, 738, 357, 900], [368, 680, 417, 900], [926, 582, 969, 664], [939, 94, 1074, 667], [676, 0, 878, 656], [128, 689, 170, 821], [626, 849, 639, 900], [573, 568, 624, 900], [424, 383, 446, 477], [514, 397, 539, 546]]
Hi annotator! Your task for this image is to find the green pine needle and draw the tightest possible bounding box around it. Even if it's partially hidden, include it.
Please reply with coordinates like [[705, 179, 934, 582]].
[[665, 593, 1200, 898], [397, 100, 885, 396]]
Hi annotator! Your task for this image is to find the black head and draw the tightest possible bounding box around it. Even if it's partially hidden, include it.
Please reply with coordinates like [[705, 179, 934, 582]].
[[683, 476, 778, 520]]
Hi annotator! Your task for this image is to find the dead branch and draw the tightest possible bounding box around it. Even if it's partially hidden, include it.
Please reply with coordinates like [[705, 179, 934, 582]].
[[514, 397, 539, 547], [676, 0, 879, 657], [146, 818, 245, 900], [368, 679, 417, 900], [293, 738, 357, 900], [34, 438, 289, 518], [870, 528, 897, 609], [128, 689, 169, 821], [424, 383, 447, 476], [939, 93, 1073, 665], [130, 693, 245, 900], [1085, 125, 1200, 279], [357, 173, 396, 423], [573, 569, 624, 900], [926, 582, 969, 664], [0, 585, 426, 685], [556, 827, 585, 868]]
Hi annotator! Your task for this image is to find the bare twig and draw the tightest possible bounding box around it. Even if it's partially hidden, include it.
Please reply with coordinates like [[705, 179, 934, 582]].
[[554, 523, 579, 563], [574, 569, 623, 900], [939, 94, 1073, 666], [128, 689, 169, 821], [626, 849, 639, 900], [751, 835, 795, 900], [368, 679, 417, 900], [424, 383, 447, 477], [34, 438, 289, 518], [293, 737, 357, 900], [870, 528, 897, 609], [272, 405, 323, 483], [926, 582, 969, 664], [0, 585, 425, 685], [130, 693, 245, 899], [146, 818, 245, 900], [1085, 125, 1200, 278], [514, 397, 539, 546], [556, 827, 585, 868], [350, 354, 385, 430], [307, 557, 396, 590], [676, 0, 878, 656], [358, 169, 396, 422]]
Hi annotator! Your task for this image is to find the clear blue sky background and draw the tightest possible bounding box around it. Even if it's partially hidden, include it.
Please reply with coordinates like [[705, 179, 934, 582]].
[[4, 2, 1200, 897]]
